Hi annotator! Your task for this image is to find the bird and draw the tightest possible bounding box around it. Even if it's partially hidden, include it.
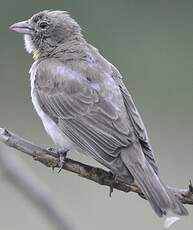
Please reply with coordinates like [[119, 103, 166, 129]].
[[10, 10, 188, 217]]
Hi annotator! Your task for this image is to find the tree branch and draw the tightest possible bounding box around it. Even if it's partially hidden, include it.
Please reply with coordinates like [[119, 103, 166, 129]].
[[0, 127, 192, 205]]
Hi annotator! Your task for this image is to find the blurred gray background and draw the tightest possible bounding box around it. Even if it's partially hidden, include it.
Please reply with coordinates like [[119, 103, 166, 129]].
[[0, 0, 192, 229]]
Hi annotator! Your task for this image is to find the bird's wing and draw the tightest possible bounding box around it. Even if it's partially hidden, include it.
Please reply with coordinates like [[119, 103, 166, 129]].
[[111, 65, 159, 174], [33, 59, 132, 166]]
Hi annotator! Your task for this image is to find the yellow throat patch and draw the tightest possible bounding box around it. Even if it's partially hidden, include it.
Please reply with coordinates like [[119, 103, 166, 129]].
[[33, 49, 41, 60]]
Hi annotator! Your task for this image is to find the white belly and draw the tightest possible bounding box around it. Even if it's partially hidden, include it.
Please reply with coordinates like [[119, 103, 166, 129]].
[[30, 67, 75, 150]]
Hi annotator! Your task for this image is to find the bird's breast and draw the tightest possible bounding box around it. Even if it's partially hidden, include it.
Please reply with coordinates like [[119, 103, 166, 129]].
[[29, 63, 75, 150]]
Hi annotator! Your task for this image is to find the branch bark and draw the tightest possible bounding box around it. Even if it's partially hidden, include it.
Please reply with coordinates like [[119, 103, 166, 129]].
[[0, 127, 192, 205]]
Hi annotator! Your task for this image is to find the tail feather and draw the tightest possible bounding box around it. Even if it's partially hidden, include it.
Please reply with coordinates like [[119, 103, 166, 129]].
[[120, 143, 188, 217]]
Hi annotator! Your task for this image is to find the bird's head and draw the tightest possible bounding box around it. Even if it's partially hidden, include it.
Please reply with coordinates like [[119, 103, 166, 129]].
[[10, 10, 82, 59]]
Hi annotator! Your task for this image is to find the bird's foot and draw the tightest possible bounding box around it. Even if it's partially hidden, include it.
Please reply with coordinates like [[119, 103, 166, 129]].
[[109, 185, 113, 197], [46, 148, 69, 173], [47, 147, 57, 152], [57, 149, 69, 173], [109, 173, 118, 197]]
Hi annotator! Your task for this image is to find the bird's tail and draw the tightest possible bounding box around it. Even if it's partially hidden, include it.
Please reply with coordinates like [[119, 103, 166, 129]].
[[120, 143, 188, 217]]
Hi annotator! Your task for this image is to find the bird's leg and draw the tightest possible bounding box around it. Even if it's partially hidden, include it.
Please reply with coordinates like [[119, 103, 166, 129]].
[[57, 149, 69, 173], [109, 185, 113, 197], [109, 173, 119, 197], [46, 147, 69, 173]]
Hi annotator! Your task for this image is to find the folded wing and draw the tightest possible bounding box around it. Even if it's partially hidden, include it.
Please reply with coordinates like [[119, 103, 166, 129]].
[[34, 59, 132, 166]]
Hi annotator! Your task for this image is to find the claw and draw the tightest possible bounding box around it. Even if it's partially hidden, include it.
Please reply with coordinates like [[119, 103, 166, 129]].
[[189, 180, 193, 193], [109, 173, 118, 197], [109, 185, 113, 197], [57, 150, 68, 173], [47, 148, 69, 173]]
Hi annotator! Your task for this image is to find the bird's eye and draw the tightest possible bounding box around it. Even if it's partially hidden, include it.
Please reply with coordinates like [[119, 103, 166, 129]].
[[39, 21, 48, 29]]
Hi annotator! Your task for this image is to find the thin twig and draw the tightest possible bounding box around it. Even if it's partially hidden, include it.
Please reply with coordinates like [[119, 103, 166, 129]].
[[0, 127, 192, 205]]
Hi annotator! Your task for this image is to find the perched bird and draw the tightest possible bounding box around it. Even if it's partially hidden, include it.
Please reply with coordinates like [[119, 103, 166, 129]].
[[10, 10, 188, 217]]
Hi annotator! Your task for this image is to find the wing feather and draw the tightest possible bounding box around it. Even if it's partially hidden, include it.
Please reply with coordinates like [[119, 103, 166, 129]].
[[34, 59, 131, 163], [111, 65, 159, 174], [34, 58, 159, 174]]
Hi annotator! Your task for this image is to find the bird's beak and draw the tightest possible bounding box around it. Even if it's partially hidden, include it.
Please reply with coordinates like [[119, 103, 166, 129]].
[[9, 20, 33, 35]]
